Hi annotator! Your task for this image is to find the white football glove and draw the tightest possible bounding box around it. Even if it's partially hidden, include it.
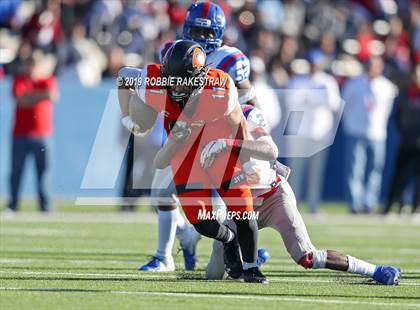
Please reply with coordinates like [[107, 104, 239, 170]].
[[121, 116, 150, 137], [243, 161, 262, 186], [200, 139, 227, 170], [243, 161, 276, 187]]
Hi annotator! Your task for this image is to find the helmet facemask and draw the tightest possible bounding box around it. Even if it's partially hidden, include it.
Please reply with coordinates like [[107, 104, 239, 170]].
[[160, 41, 208, 114], [182, 2, 226, 54]]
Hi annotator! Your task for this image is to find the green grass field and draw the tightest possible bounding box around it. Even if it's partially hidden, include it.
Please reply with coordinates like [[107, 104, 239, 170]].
[[0, 205, 419, 309]]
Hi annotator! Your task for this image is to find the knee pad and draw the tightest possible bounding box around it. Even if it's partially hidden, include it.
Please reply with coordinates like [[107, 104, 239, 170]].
[[298, 250, 327, 269]]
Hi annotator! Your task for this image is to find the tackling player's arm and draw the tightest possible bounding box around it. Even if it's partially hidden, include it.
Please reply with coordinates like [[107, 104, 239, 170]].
[[236, 79, 258, 107], [153, 139, 179, 169], [200, 83, 276, 169], [226, 106, 278, 161], [153, 122, 191, 169]]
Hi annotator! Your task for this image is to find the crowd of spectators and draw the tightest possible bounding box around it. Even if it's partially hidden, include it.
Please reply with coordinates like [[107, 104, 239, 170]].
[[0, 0, 418, 86], [1, 0, 418, 214]]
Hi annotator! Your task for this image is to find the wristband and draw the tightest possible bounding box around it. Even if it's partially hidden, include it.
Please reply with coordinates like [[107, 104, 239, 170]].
[[121, 116, 150, 137], [121, 116, 134, 130], [225, 139, 242, 149]]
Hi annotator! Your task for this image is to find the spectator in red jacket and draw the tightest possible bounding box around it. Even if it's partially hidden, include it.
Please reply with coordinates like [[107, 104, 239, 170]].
[[7, 53, 59, 213]]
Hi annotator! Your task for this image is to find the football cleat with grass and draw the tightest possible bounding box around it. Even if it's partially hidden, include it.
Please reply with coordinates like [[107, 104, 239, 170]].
[[138, 256, 175, 272], [180, 229, 201, 271], [373, 265, 401, 285], [242, 267, 268, 284], [223, 236, 243, 279]]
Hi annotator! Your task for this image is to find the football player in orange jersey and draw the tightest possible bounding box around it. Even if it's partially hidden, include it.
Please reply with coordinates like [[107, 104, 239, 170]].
[[118, 40, 266, 283]]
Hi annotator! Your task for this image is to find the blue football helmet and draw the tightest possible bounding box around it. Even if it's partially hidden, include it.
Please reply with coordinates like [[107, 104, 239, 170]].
[[183, 1, 226, 54]]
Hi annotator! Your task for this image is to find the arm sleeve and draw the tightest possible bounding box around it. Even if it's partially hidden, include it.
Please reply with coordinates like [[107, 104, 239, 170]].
[[224, 76, 240, 116], [233, 136, 278, 161], [246, 107, 270, 137], [229, 107, 278, 160]]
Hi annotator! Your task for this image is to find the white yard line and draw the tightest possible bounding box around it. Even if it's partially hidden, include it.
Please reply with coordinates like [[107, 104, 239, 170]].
[[0, 213, 157, 224], [0, 228, 88, 237], [0, 258, 141, 265], [2, 245, 419, 256], [0, 270, 419, 286], [0, 257, 416, 265], [0, 287, 419, 307], [112, 290, 420, 307], [1, 212, 418, 226]]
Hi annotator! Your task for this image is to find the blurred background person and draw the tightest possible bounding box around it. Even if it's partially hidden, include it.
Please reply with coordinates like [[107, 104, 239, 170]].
[[342, 56, 398, 214], [120, 117, 164, 212], [249, 55, 281, 131], [7, 50, 59, 213], [285, 49, 341, 215], [383, 66, 420, 215]]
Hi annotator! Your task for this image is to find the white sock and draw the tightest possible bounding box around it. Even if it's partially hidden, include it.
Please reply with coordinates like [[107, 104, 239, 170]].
[[243, 261, 258, 270], [156, 209, 177, 262], [312, 250, 327, 269], [175, 209, 189, 244], [347, 256, 376, 277]]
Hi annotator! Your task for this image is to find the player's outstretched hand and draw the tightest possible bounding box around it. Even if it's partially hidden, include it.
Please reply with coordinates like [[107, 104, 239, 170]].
[[200, 139, 227, 170]]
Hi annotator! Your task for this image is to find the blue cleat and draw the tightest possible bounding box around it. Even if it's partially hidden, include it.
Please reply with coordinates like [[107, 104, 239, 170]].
[[138, 256, 175, 272], [180, 246, 197, 271], [179, 228, 201, 270], [373, 265, 401, 285], [257, 248, 270, 267]]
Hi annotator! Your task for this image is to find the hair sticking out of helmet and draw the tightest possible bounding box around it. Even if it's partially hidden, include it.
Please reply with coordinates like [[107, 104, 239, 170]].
[[183, 1, 226, 54]]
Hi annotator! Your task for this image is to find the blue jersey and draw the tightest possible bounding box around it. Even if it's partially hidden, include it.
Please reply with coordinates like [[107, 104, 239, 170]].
[[160, 42, 250, 84]]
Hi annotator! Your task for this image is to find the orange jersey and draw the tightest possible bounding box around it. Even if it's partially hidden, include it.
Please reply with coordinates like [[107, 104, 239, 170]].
[[136, 64, 253, 224], [137, 64, 235, 128], [137, 64, 241, 190]]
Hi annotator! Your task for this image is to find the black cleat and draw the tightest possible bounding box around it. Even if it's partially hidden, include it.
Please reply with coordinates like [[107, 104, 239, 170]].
[[223, 236, 243, 279], [242, 267, 268, 284]]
